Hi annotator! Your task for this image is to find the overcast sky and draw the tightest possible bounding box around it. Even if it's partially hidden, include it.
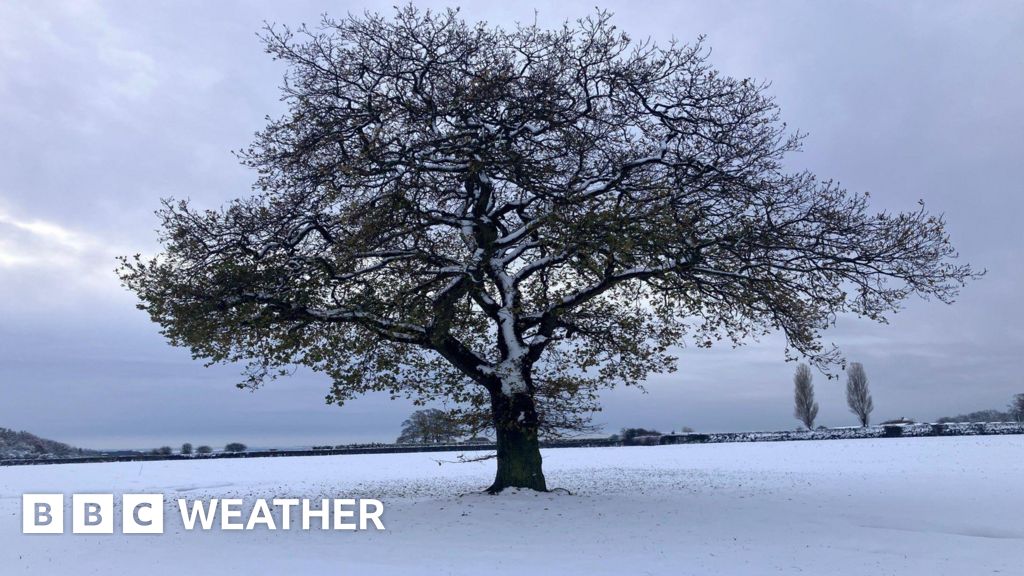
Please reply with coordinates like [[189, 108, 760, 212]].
[[1, 0, 1021, 450]]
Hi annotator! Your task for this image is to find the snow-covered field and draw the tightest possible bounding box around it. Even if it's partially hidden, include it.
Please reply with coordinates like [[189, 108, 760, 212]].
[[2, 436, 1022, 575]]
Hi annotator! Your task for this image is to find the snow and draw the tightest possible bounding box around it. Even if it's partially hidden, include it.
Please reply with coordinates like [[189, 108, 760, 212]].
[[3, 436, 1022, 575]]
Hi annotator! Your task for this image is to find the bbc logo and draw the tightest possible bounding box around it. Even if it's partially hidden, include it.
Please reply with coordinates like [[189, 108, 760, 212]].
[[22, 494, 164, 534]]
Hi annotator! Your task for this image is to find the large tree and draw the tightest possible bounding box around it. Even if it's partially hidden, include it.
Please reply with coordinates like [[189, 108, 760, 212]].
[[119, 8, 975, 492]]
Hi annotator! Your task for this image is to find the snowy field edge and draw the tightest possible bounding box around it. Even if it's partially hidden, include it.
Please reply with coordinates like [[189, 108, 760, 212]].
[[2, 435, 1022, 575]]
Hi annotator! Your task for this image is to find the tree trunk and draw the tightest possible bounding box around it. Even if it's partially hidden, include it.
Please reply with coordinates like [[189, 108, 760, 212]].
[[487, 390, 547, 493]]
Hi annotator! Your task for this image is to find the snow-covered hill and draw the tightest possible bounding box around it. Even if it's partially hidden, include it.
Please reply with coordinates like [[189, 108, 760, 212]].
[[2, 436, 1022, 574], [0, 427, 92, 460]]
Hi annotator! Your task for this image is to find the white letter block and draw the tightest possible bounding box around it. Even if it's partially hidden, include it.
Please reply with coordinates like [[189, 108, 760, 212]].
[[123, 493, 164, 534], [22, 494, 64, 534], [72, 494, 114, 534]]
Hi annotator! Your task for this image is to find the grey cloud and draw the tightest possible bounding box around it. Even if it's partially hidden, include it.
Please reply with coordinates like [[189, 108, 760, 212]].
[[0, 0, 1021, 449]]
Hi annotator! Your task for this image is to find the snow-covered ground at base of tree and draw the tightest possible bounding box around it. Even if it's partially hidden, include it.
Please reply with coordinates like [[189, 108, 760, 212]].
[[2, 435, 1022, 575]]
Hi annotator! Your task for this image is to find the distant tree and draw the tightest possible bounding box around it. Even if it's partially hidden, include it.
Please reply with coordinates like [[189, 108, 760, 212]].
[[181, 442, 193, 455], [793, 363, 819, 430], [935, 409, 1012, 423], [224, 442, 247, 453], [846, 362, 874, 427], [195, 445, 213, 454], [396, 408, 464, 444], [680, 426, 695, 433], [117, 8, 977, 493], [620, 428, 662, 446], [153, 446, 173, 456], [1010, 394, 1024, 423]]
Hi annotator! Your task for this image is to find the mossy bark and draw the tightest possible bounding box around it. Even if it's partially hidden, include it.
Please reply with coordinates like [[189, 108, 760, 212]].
[[487, 390, 547, 493]]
